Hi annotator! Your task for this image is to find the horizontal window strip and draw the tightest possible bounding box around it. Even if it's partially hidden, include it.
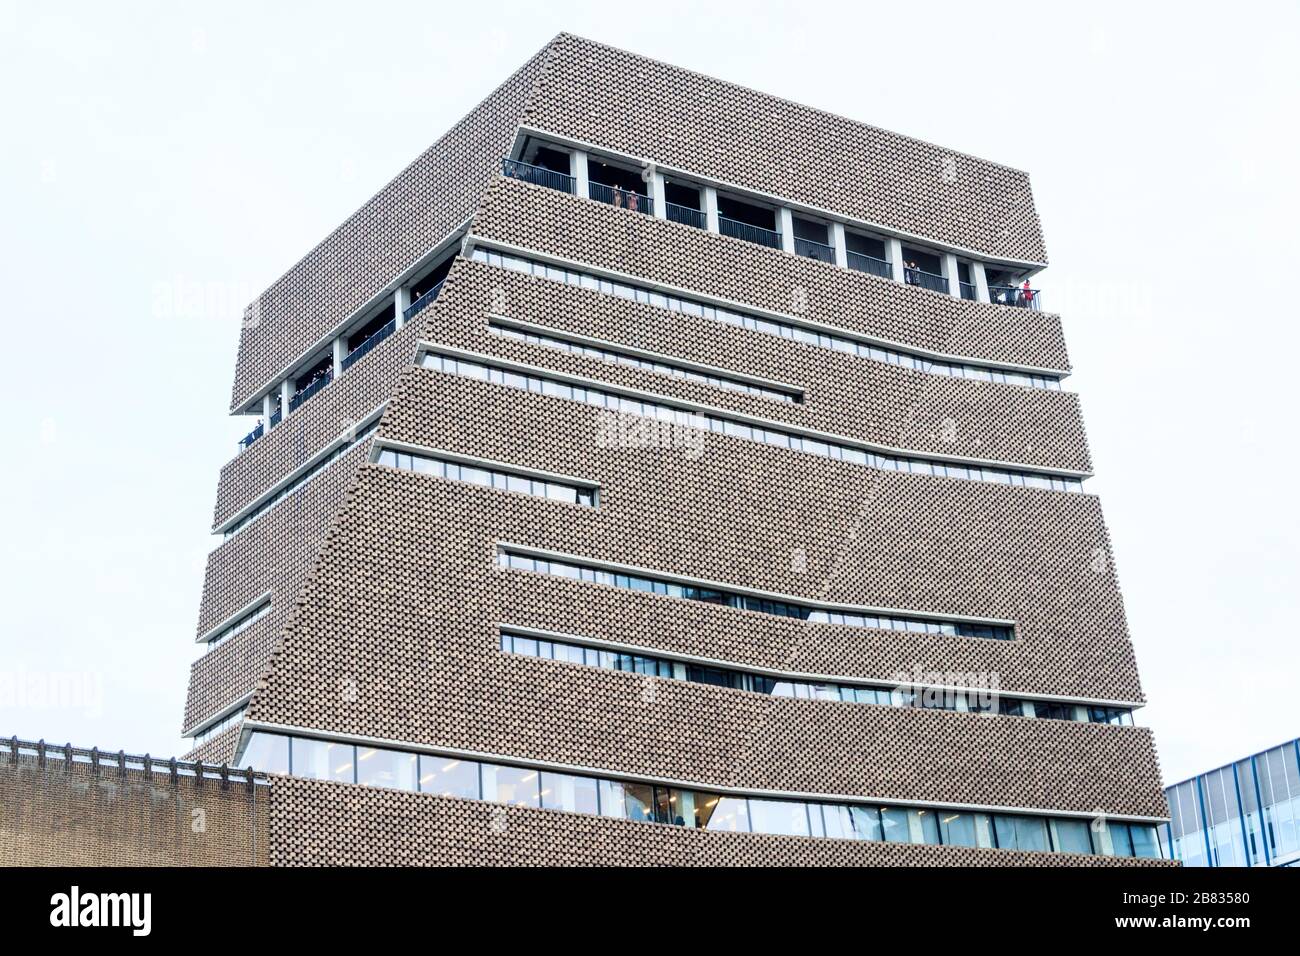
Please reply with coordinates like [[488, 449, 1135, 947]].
[[221, 420, 380, 540], [497, 548, 1014, 641], [198, 599, 272, 658], [376, 447, 597, 507], [421, 349, 1085, 493], [470, 246, 1064, 390], [189, 705, 247, 745], [500, 628, 1134, 725], [237, 729, 1163, 859], [488, 318, 801, 403]]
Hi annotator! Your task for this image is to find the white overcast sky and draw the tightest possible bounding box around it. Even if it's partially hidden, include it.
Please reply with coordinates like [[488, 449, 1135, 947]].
[[0, 1, 1295, 785]]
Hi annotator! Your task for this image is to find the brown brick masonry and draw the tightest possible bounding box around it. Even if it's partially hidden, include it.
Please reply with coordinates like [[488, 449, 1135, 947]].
[[0, 740, 1173, 866], [269, 776, 1173, 867], [526, 34, 1048, 265], [470, 176, 1069, 370], [0, 740, 269, 867]]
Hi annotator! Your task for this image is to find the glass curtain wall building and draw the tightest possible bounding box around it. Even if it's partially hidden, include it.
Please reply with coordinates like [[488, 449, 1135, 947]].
[[1163, 737, 1300, 867]]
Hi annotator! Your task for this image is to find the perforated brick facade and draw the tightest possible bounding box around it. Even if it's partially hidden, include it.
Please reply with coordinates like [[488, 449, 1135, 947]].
[[174, 35, 1168, 866]]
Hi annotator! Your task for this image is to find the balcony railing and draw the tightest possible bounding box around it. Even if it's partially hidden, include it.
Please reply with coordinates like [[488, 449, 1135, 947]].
[[959, 281, 977, 301], [288, 369, 332, 413], [342, 318, 396, 372], [238, 421, 264, 451], [719, 216, 781, 249], [666, 202, 706, 229], [904, 267, 949, 294], [403, 279, 445, 322], [988, 286, 1043, 311], [501, 158, 574, 193], [589, 180, 653, 214], [795, 237, 836, 264], [269, 407, 282, 427], [847, 251, 892, 278]]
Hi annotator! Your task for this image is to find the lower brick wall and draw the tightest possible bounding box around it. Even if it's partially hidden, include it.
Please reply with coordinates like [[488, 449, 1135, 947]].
[[268, 775, 1175, 867], [0, 751, 269, 867]]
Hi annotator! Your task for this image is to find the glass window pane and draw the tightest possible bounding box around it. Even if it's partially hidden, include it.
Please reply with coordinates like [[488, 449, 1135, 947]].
[[699, 795, 750, 832], [623, 783, 656, 822], [598, 779, 626, 818], [540, 771, 600, 815], [237, 732, 289, 774], [881, 807, 910, 843], [357, 746, 417, 791], [1052, 818, 1094, 855], [292, 738, 355, 783], [418, 755, 480, 799], [748, 799, 811, 837], [484, 764, 541, 807], [940, 811, 978, 847]]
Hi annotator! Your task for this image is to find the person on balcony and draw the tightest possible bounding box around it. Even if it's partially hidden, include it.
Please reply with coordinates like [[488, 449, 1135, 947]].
[[1019, 278, 1035, 309], [611, 187, 624, 209], [627, 190, 640, 212]]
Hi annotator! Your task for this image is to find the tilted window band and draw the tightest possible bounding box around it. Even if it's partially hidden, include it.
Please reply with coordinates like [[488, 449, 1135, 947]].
[[488, 316, 803, 404], [468, 245, 1065, 391], [187, 703, 249, 744], [235, 727, 1164, 860], [496, 545, 1015, 641], [219, 417, 381, 539], [498, 627, 1134, 725], [195, 595, 272, 655], [374, 444, 598, 507], [419, 346, 1087, 493]]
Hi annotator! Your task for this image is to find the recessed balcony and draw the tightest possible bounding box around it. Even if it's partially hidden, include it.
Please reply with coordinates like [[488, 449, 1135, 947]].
[[502, 157, 574, 194], [988, 285, 1042, 310], [587, 158, 654, 215]]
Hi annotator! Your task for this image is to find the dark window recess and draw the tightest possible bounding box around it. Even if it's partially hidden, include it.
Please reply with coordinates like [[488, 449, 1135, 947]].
[[902, 247, 943, 275], [295, 354, 333, 393], [347, 306, 396, 352], [588, 160, 647, 194], [958, 261, 973, 284], [524, 144, 571, 174], [664, 179, 700, 210], [717, 195, 776, 231], [846, 233, 887, 260], [792, 217, 829, 245], [411, 258, 453, 303]]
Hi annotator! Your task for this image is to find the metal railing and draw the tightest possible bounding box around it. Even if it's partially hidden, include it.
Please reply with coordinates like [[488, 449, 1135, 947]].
[[589, 180, 653, 214], [719, 216, 781, 249], [988, 285, 1042, 311], [847, 250, 892, 278], [501, 158, 574, 193], [4, 734, 270, 786], [269, 407, 282, 427], [795, 236, 836, 264], [342, 318, 396, 371], [238, 421, 264, 452], [904, 267, 949, 294], [288, 369, 332, 412], [404, 278, 445, 322], [959, 281, 977, 301], [666, 202, 706, 229]]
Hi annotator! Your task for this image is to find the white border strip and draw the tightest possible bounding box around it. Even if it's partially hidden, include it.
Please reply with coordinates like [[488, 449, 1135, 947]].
[[488, 314, 806, 397], [498, 623, 1144, 710], [213, 403, 387, 535], [370, 438, 601, 492], [467, 235, 1069, 379], [496, 541, 1015, 629], [515, 126, 1049, 272], [195, 591, 274, 646], [238, 719, 1167, 824], [418, 341, 1091, 481]]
